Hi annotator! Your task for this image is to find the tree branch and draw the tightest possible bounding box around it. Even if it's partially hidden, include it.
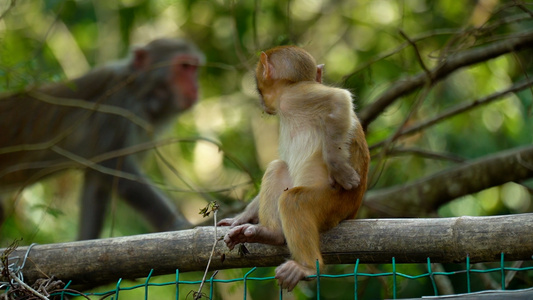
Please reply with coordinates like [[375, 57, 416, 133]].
[[365, 145, 533, 217], [359, 31, 533, 129], [369, 78, 533, 151], [3, 214, 533, 288], [386, 147, 465, 163]]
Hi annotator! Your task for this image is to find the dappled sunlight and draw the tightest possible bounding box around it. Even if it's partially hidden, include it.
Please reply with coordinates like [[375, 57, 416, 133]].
[[482, 107, 504, 132], [325, 43, 359, 80], [441, 195, 484, 217], [502, 183, 532, 213], [478, 186, 500, 212], [292, 0, 323, 21], [1, 1, 533, 297], [131, 4, 185, 43], [440, 183, 533, 218], [193, 140, 224, 181], [368, 1, 399, 25], [251, 116, 279, 169]]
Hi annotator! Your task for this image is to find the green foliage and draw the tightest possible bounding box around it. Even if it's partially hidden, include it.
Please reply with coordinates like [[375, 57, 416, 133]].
[[1, 0, 533, 298]]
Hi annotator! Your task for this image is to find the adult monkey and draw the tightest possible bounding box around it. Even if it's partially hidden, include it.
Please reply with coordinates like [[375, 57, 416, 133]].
[[0, 38, 204, 240]]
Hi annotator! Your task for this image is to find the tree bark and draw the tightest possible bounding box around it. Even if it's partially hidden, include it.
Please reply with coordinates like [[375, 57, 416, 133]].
[[2, 214, 533, 287], [365, 145, 533, 217]]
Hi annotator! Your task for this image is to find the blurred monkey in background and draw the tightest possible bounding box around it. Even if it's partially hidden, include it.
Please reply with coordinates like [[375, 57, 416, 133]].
[[0, 38, 204, 240]]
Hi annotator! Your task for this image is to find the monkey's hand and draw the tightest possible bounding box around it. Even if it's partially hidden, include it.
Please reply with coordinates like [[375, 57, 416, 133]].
[[223, 224, 285, 250], [328, 161, 360, 190]]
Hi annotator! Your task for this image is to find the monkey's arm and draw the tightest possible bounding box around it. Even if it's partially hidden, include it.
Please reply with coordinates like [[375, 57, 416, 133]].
[[217, 196, 260, 227], [117, 157, 192, 231], [322, 90, 360, 190]]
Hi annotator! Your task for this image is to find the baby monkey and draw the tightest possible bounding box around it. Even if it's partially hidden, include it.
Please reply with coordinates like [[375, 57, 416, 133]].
[[218, 46, 369, 291]]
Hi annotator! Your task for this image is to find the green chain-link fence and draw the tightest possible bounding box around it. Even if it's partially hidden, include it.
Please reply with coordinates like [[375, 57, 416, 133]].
[[33, 253, 533, 299]]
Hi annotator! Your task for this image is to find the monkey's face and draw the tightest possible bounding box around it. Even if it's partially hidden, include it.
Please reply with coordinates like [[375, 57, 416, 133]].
[[171, 54, 202, 111]]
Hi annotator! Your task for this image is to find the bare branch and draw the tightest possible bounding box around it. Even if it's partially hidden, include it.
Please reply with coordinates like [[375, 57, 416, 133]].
[[369, 83, 432, 185], [369, 77, 533, 151], [399, 30, 432, 79], [3, 214, 533, 288], [0, 137, 253, 195], [343, 13, 532, 86], [386, 147, 466, 163], [359, 31, 533, 129], [342, 29, 461, 84], [517, 2, 533, 18], [365, 145, 533, 217], [28, 91, 153, 132]]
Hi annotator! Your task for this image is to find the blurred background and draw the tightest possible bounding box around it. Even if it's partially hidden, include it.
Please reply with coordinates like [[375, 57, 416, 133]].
[[1, 0, 533, 298]]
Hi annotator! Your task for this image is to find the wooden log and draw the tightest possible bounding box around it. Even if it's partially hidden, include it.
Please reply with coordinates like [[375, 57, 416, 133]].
[[2, 214, 533, 287]]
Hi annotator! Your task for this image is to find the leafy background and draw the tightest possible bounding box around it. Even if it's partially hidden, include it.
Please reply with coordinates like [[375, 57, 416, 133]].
[[1, 0, 533, 299]]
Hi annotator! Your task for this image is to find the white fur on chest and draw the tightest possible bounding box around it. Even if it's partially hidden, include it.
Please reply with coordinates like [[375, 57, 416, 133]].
[[278, 118, 322, 182]]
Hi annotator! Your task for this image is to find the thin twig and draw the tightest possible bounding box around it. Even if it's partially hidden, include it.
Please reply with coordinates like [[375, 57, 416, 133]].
[[195, 204, 220, 300], [387, 147, 465, 163], [342, 28, 461, 84], [399, 30, 432, 79], [1, 136, 255, 194], [505, 260, 524, 288], [359, 30, 533, 128], [369, 78, 533, 151], [155, 148, 218, 203], [516, 2, 533, 17], [50, 288, 91, 299], [9, 274, 48, 300], [28, 91, 152, 132], [230, 0, 254, 73], [369, 82, 432, 185]]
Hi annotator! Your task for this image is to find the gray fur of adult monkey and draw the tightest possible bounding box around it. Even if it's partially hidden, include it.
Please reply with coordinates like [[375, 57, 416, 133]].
[[0, 38, 204, 240]]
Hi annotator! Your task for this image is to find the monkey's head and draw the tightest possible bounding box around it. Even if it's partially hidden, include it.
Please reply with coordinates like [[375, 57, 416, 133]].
[[132, 39, 205, 117], [256, 46, 317, 114]]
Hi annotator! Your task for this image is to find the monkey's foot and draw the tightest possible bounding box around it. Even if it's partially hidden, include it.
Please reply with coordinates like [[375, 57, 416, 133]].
[[223, 224, 285, 250], [275, 260, 314, 292]]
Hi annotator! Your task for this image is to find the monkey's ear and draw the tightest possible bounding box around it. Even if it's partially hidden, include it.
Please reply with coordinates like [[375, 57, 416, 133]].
[[316, 64, 324, 84], [133, 48, 150, 70], [260, 52, 273, 79]]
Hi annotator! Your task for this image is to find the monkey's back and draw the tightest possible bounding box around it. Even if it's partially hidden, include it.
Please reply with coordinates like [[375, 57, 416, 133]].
[[0, 70, 137, 189], [346, 117, 370, 219]]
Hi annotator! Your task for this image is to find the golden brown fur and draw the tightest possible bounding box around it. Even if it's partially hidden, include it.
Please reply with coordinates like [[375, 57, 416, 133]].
[[218, 46, 369, 291]]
